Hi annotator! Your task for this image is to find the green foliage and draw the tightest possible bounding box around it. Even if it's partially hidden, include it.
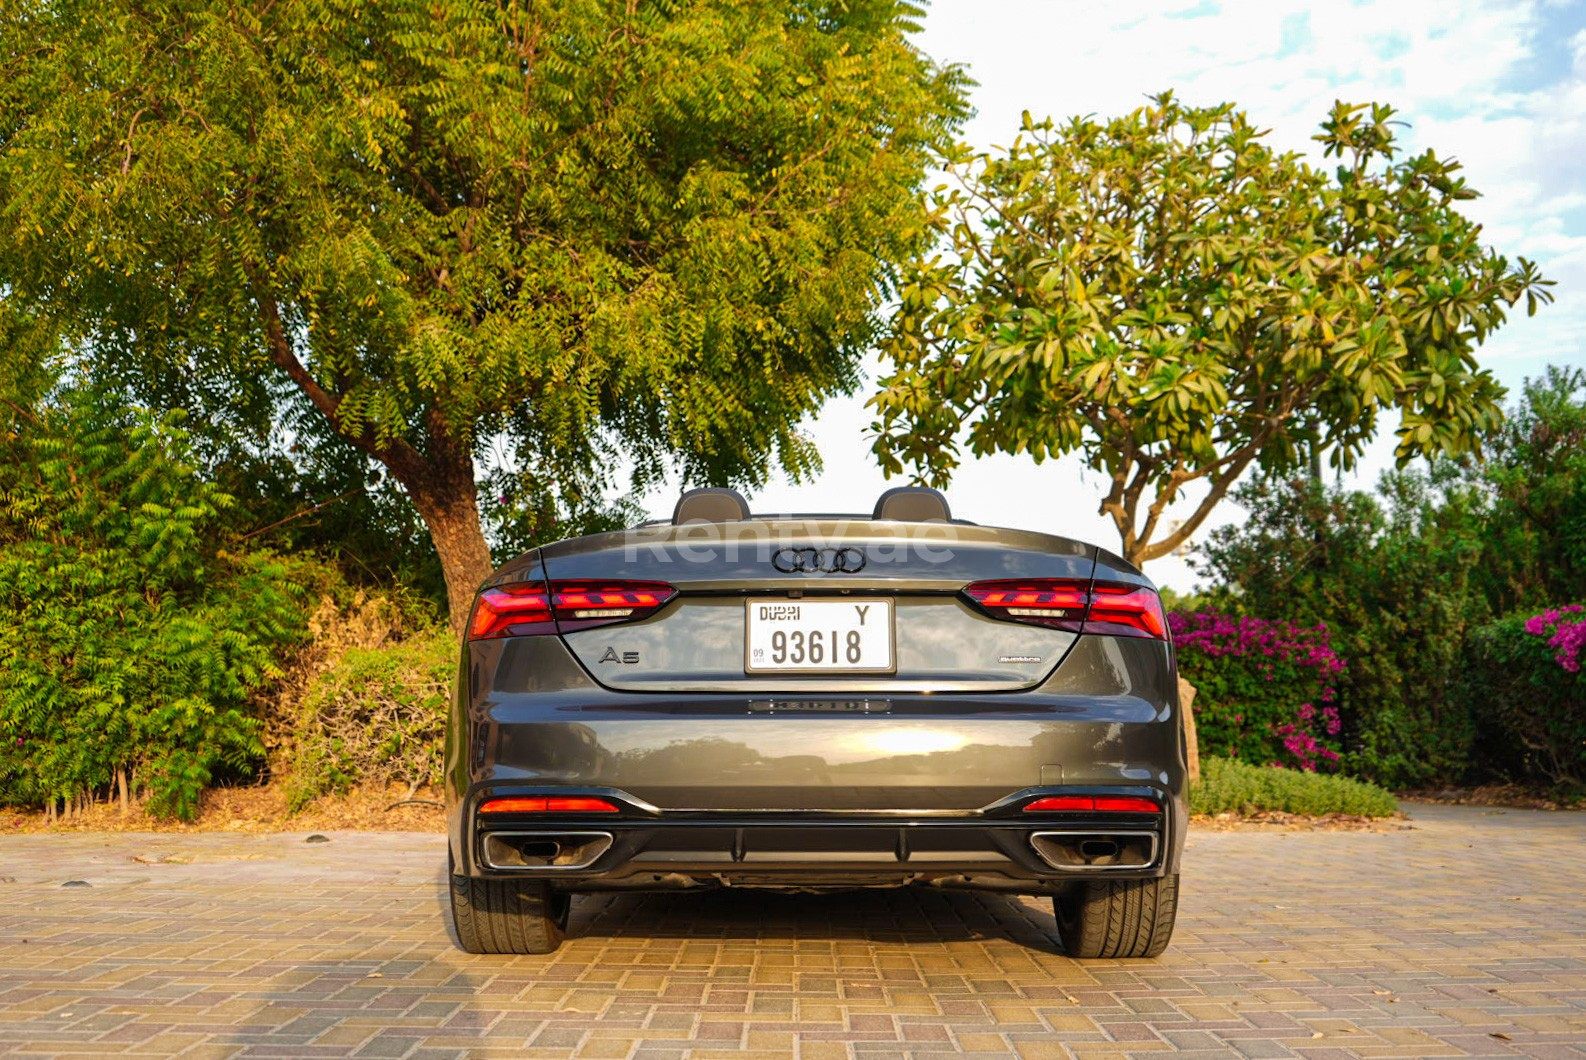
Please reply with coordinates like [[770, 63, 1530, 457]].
[[283, 627, 455, 812], [872, 93, 1551, 564], [1198, 470, 1494, 787], [1463, 612, 1586, 789], [0, 364, 312, 820], [1190, 756, 1399, 817], [478, 467, 647, 565], [1196, 369, 1586, 789], [208, 421, 451, 612], [0, 0, 970, 616], [1475, 367, 1586, 611]]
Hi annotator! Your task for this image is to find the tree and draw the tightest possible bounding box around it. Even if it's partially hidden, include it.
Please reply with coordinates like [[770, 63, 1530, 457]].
[[1194, 470, 1495, 787], [870, 93, 1552, 566], [1473, 366, 1586, 611], [0, 0, 967, 624]]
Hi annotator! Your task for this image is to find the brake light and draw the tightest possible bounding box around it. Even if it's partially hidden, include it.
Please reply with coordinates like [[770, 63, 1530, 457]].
[[1091, 796, 1162, 814], [478, 796, 621, 814], [469, 580, 677, 640], [1086, 584, 1167, 639], [961, 578, 1165, 640], [1024, 795, 1160, 814], [470, 584, 552, 639], [962, 580, 1089, 630]]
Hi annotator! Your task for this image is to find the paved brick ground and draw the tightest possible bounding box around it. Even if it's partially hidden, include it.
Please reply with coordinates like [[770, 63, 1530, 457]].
[[0, 803, 1583, 1059]]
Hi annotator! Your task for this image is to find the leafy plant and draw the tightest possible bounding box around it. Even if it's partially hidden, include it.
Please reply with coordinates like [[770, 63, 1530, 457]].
[[0, 0, 969, 623], [1474, 367, 1586, 612], [0, 369, 312, 820], [871, 92, 1551, 566], [1190, 756, 1398, 817], [283, 626, 455, 812], [1196, 470, 1495, 787]]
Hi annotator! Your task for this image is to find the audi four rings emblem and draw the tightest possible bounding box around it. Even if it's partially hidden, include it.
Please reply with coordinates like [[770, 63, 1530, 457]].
[[772, 547, 867, 574]]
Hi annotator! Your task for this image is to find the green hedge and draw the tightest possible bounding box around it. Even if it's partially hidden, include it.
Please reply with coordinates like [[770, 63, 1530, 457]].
[[1190, 756, 1399, 817]]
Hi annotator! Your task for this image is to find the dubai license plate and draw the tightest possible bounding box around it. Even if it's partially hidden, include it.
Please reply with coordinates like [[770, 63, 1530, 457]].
[[744, 599, 895, 673]]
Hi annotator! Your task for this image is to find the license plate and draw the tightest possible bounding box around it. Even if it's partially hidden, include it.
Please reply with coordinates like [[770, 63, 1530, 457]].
[[744, 599, 895, 673]]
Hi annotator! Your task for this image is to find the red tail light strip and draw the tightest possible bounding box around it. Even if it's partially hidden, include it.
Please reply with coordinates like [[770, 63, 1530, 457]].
[[961, 578, 1166, 640], [1024, 795, 1161, 814], [469, 581, 677, 641], [478, 796, 622, 814]]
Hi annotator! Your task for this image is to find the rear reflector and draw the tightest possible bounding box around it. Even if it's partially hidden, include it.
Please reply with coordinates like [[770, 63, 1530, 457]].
[[1024, 795, 1160, 814], [962, 578, 1166, 640], [478, 796, 622, 814], [469, 580, 677, 640]]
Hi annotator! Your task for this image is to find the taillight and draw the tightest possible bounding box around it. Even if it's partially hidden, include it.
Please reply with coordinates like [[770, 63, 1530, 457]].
[[468, 580, 676, 641], [470, 584, 553, 639], [479, 796, 622, 814], [961, 580, 1089, 630], [1024, 795, 1160, 814], [961, 578, 1166, 640], [1086, 584, 1167, 639]]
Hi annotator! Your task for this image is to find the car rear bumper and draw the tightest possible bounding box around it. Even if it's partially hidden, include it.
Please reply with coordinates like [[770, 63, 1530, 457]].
[[453, 785, 1178, 892]]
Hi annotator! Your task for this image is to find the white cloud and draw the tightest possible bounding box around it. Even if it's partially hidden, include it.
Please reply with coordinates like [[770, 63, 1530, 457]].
[[634, 0, 1586, 591]]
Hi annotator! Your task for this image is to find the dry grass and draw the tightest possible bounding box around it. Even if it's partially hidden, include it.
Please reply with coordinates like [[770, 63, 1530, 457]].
[[1396, 784, 1584, 811], [1191, 810, 1414, 832], [0, 782, 446, 834]]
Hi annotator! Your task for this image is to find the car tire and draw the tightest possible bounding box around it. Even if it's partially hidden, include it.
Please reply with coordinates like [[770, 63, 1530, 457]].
[[449, 871, 570, 954], [1053, 874, 1178, 958]]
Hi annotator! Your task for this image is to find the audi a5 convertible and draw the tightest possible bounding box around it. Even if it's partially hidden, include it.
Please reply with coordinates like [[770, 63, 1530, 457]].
[[446, 487, 1187, 957]]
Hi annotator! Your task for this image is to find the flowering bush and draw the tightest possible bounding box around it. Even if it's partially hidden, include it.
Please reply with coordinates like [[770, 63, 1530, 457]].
[[1525, 606, 1586, 672], [1170, 611, 1346, 771], [1464, 606, 1586, 787]]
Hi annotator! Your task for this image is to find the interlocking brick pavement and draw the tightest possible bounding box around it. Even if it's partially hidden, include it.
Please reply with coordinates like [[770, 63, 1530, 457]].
[[1, 803, 1583, 1058]]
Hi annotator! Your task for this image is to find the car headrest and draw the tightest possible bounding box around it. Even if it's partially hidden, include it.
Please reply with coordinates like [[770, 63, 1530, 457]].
[[672, 487, 751, 524], [872, 486, 951, 523]]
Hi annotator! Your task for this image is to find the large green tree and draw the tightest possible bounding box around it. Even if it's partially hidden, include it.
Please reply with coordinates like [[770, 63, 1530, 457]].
[[871, 94, 1551, 566], [0, 0, 966, 622]]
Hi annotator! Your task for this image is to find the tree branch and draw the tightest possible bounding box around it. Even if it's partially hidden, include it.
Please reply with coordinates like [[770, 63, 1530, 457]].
[[1134, 451, 1261, 563], [246, 266, 429, 481], [236, 486, 364, 542]]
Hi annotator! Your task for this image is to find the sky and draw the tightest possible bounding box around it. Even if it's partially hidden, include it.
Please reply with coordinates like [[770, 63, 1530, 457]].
[[644, 0, 1586, 590]]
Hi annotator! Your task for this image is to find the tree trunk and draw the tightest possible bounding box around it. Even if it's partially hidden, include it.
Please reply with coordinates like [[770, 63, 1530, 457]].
[[1177, 676, 1201, 785], [383, 437, 495, 634]]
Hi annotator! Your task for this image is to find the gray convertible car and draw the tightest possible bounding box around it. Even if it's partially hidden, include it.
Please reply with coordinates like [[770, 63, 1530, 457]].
[[446, 487, 1187, 957]]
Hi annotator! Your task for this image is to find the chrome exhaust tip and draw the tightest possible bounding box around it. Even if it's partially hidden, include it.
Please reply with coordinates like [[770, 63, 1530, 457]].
[[1030, 830, 1158, 871], [481, 831, 614, 870]]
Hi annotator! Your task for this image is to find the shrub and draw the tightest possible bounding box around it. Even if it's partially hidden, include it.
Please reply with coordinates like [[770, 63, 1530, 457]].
[[280, 609, 455, 812], [1190, 756, 1399, 817], [1194, 471, 1492, 787], [1462, 608, 1586, 788], [1170, 611, 1345, 770], [0, 380, 314, 820]]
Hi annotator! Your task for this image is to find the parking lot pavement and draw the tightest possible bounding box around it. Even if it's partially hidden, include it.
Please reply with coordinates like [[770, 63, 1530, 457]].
[[0, 804, 1583, 1059]]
